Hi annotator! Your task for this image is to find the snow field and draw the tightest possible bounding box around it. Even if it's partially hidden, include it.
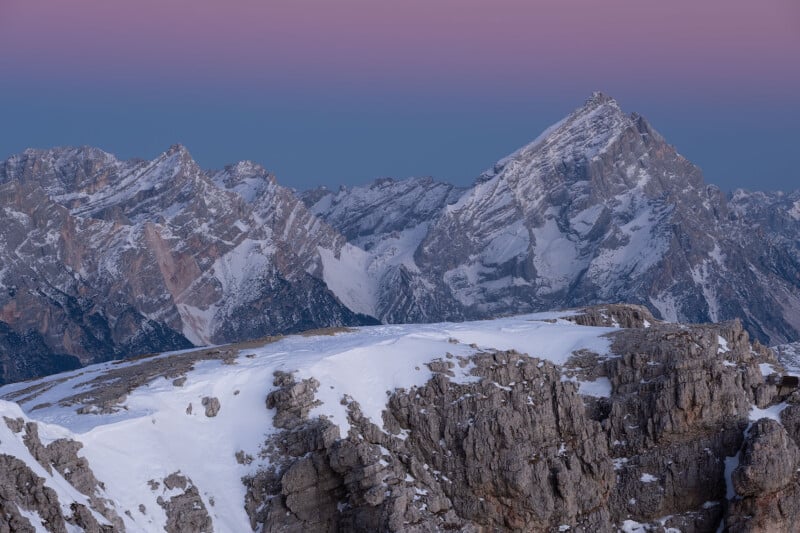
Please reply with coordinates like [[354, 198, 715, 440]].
[[1, 313, 616, 532]]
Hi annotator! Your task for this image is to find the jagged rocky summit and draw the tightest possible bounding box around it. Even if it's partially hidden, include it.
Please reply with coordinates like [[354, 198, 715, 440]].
[[304, 93, 800, 344], [0, 145, 376, 383], [1, 305, 800, 532], [1, 92, 799, 383]]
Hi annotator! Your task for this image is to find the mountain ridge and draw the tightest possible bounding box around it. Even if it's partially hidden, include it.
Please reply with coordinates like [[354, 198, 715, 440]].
[[307, 93, 800, 343], [0, 143, 375, 383], [1, 92, 799, 383]]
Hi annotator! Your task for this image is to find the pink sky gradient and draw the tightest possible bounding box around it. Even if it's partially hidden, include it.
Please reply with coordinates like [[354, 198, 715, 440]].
[[2, 0, 798, 96]]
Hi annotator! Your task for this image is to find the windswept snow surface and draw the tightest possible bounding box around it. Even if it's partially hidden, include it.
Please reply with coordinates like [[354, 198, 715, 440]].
[[0, 312, 614, 532]]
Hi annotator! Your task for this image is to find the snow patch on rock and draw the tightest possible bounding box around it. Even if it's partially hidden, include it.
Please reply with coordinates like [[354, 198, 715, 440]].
[[790, 200, 800, 221]]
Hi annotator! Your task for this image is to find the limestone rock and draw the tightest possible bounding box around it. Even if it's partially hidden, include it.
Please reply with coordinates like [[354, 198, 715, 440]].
[[156, 473, 213, 533], [0, 454, 68, 532], [726, 418, 800, 532], [266, 372, 322, 429], [201, 396, 220, 417], [244, 306, 797, 532], [733, 419, 800, 497], [3, 303, 799, 531], [0, 145, 376, 384]]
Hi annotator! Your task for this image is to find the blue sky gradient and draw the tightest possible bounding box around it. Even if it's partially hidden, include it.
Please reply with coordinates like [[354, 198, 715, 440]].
[[1, 0, 798, 191]]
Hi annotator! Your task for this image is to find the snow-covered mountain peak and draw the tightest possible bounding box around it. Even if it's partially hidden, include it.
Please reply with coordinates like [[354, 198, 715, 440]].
[[0, 143, 374, 378], [304, 94, 799, 345], [1, 146, 124, 193], [480, 92, 633, 187], [164, 142, 190, 156], [18, 145, 118, 164], [1, 92, 799, 390], [46, 144, 217, 222], [211, 160, 277, 203], [153, 143, 201, 173], [160, 144, 205, 172], [230, 159, 270, 176], [456, 93, 644, 220], [583, 90, 619, 109], [0, 144, 212, 215], [524, 91, 628, 158]]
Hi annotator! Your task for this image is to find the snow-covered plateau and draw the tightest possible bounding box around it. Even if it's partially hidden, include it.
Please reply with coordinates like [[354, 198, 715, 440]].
[[2, 304, 799, 532]]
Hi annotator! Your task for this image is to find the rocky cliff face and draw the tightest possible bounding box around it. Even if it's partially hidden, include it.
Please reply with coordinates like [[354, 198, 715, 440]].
[[245, 306, 790, 532], [0, 146, 374, 383], [1, 306, 799, 532]]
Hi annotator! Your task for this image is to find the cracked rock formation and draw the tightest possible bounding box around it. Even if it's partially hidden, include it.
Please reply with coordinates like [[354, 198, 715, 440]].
[[1, 304, 800, 532], [245, 306, 797, 532]]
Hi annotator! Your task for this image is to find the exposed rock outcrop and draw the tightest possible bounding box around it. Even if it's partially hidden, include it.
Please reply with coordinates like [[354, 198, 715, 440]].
[[246, 307, 793, 532], [243, 373, 342, 531], [201, 397, 220, 417], [733, 419, 799, 497], [155, 472, 213, 533], [724, 417, 800, 532], [0, 453, 68, 533], [14, 419, 123, 529], [1, 416, 117, 531]]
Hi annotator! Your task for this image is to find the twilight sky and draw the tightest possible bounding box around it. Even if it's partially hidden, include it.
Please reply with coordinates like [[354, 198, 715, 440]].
[[1, 0, 798, 191]]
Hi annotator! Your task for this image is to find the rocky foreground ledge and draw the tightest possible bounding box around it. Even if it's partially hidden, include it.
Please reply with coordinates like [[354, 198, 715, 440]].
[[1, 305, 799, 532]]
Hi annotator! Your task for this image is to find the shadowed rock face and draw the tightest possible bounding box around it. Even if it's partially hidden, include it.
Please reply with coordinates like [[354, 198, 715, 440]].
[[0, 322, 82, 384], [244, 306, 799, 532], [0, 453, 70, 533]]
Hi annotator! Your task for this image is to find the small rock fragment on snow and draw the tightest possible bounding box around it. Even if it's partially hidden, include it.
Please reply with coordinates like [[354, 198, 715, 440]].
[[202, 396, 220, 417]]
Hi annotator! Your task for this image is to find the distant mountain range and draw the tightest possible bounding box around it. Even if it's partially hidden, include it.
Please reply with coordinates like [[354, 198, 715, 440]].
[[1, 92, 798, 382]]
